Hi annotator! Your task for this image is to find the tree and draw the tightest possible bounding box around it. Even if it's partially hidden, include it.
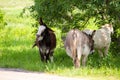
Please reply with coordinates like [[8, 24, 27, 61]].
[[29, 0, 120, 53]]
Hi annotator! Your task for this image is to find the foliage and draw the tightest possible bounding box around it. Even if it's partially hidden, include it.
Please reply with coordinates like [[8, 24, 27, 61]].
[[30, 0, 120, 55], [31, 0, 120, 29]]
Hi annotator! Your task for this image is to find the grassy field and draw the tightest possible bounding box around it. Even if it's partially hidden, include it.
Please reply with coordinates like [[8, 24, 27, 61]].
[[0, 0, 120, 80]]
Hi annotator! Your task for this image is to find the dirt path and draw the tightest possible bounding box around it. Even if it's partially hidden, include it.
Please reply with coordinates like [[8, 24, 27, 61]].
[[0, 68, 86, 80]]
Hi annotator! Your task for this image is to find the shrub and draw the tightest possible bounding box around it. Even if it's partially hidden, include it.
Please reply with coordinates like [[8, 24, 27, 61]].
[[0, 9, 5, 30]]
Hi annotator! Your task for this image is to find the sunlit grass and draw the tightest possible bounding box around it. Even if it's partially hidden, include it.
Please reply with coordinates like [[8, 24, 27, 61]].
[[0, 0, 33, 9]]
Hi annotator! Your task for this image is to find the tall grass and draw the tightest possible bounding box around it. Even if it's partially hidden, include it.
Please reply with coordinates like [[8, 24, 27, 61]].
[[0, 0, 120, 80]]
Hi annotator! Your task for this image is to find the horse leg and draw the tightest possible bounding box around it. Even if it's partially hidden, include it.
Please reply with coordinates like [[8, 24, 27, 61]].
[[40, 53, 45, 62], [104, 44, 110, 56], [73, 47, 83, 68], [39, 48, 45, 62], [47, 50, 54, 62], [82, 55, 88, 67], [73, 56, 80, 68], [98, 49, 104, 57], [73, 50, 81, 68]]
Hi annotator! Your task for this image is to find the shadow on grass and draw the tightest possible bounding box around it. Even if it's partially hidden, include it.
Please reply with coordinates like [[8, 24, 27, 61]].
[[0, 45, 73, 72], [0, 44, 120, 73], [88, 51, 120, 69]]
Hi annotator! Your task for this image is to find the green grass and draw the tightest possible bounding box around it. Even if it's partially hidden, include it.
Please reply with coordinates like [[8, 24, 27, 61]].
[[0, 0, 120, 80]]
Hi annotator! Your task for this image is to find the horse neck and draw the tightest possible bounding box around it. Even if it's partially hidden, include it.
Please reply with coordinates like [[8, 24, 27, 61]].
[[43, 29, 50, 39]]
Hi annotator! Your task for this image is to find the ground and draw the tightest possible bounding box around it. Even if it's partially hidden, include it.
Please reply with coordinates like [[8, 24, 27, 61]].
[[0, 68, 87, 80]]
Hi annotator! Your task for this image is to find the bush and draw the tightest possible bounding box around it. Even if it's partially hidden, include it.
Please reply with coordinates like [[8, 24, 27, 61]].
[[29, 0, 120, 56], [0, 9, 5, 30]]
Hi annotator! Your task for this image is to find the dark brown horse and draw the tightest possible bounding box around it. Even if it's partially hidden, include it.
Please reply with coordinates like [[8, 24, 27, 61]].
[[33, 18, 56, 62]]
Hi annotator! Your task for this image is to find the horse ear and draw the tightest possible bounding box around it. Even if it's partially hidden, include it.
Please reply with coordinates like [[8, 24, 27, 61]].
[[91, 30, 96, 38], [39, 17, 44, 25]]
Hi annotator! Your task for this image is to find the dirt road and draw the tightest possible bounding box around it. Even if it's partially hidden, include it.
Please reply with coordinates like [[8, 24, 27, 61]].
[[0, 68, 86, 80]]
